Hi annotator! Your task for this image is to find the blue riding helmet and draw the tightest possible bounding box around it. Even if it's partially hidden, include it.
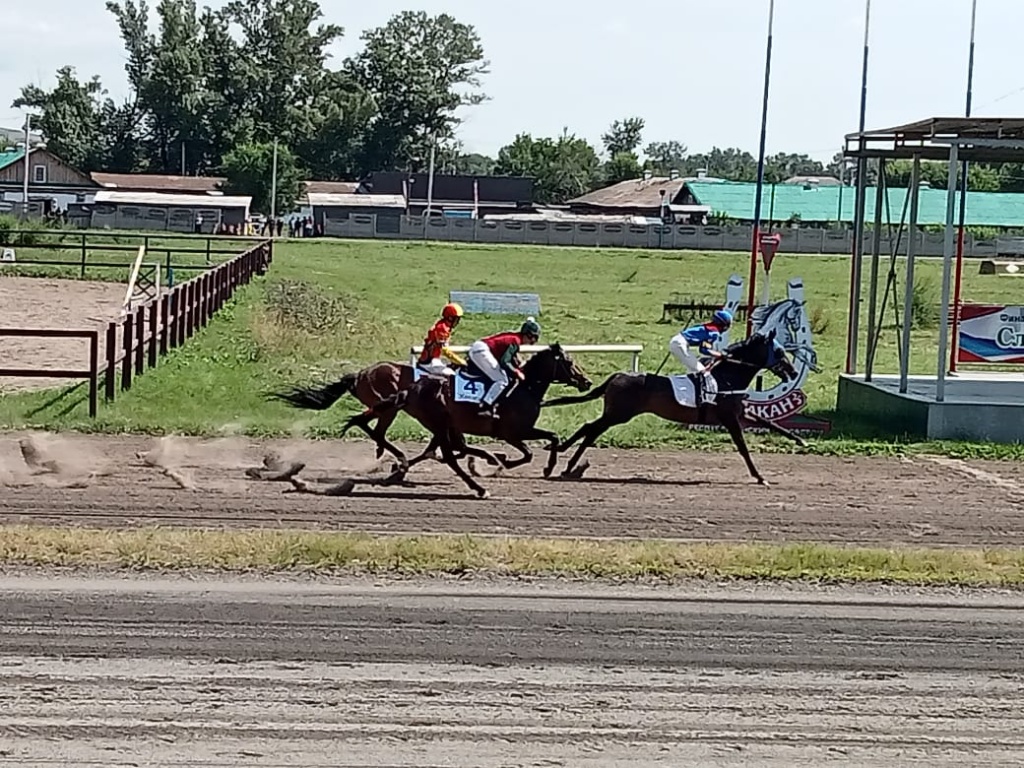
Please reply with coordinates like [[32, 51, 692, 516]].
[[713, 309, 733, 327]]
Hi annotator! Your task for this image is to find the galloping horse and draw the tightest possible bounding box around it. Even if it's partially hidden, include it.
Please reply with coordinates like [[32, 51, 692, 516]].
[[272, 360, 438, 460], [339, 344, 592, 497], [541, 330, 800, 486]]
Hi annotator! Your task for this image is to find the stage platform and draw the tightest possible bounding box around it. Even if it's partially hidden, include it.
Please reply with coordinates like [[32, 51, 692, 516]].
[[837, 371, 1024, 443]]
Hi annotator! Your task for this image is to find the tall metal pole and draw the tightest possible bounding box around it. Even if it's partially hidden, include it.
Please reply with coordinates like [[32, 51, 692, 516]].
[[270, 139, 278, 227], [21, 114, 31, 219], [864, 158, 886, 380], [936, 142, 960, 403], [425, 137, 437, 219], [899, 156, 922, 394], [844, 0, 872, 374], [744, 0, 776, 336], [949, 0, 978, 374]]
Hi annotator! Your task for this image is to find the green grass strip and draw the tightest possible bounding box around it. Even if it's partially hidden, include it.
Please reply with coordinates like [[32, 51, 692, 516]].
[[2, 526, 1023, 586]]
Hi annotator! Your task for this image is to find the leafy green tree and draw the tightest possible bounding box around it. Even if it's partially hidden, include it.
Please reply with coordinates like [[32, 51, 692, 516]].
[[884, 159, 1000, 193], [764, 152, 825, 183], [644, 140, 688, 175], [604, 151, 642, 185], [347, 10, 488, 171], [220, 141, 303, 215], [495, 131, 602, 204], [13, 67, 108, 171], [602, 117, 645, 156]]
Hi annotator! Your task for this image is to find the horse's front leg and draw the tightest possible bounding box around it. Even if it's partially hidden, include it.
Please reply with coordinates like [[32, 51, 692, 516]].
[[719, 404, 767, 486]]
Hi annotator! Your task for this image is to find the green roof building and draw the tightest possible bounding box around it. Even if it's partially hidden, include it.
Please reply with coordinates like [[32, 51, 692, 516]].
[[683, 180, 1024, 228]]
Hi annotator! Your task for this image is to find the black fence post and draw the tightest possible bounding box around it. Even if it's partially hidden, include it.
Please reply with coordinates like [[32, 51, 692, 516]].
[[121, 313, 133, 391], [105, 322, 117, 402], [88, 331, 99, 418]]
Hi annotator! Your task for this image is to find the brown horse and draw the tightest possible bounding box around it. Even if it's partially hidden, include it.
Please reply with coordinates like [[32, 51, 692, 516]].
[[541, 330, 802, 486], [337, 344, 592, 497], [272, 360, 437, 461]]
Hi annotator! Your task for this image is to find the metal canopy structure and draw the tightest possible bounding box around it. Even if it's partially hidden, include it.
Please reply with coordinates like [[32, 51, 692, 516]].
[[842, 116, 1024, 403], [844, 117, 1024, 162]]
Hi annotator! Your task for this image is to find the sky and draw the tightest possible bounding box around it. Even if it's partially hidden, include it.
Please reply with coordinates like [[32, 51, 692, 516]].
[[1, 0, 1022, 165]]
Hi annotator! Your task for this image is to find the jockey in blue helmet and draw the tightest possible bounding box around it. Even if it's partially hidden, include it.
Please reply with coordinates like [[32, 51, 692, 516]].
[[668, 308, 733, 405]]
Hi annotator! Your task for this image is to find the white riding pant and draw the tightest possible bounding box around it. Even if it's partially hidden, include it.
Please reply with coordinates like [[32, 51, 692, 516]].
[[417, 358, 455, 377], [467, 340, 509, 405], [669, 333, 717, 402], [669, 333, 707, 375]]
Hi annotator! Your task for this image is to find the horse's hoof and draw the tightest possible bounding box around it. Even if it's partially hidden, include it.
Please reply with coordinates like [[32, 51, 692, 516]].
[[757, 477, 770, 487], [477, 489, 490, 499]]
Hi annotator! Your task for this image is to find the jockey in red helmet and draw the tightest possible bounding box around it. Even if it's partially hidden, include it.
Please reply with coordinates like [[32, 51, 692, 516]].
[[417, 302, 467, 376]]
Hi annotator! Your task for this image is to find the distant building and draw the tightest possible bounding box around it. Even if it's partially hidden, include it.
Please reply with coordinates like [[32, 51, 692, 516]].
[[0, 147, 98, 214], [567, 171, 711, 222], [91, 172, 227, 195], [782, 175, 842, 187], [86, 190, 251, 233], [680, 179, 1024, 228], [309, 192, 406, 234], [364, 171, 535, 217]]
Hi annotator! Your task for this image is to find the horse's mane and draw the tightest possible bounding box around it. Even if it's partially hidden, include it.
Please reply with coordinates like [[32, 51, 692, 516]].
[[521, 343, 562, 374], [723, 332, 769, 356]]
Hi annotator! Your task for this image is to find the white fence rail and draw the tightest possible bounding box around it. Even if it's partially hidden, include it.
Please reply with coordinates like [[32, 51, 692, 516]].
[[409, 343, 644, 372]]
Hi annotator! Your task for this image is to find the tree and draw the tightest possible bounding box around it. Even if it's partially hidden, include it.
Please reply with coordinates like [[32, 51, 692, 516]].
[[604, 151, 642, 185], [495, 130, 602, 204], [347, 10, 489, 171], [644, 140, 688, 175], [602, 117, 645, 157], [884, 159, 1000, 193], [220, 0, 345, 146], [13, 67, 109, 171], [220, 141, 303, 215], [764, 152, 825, 184]]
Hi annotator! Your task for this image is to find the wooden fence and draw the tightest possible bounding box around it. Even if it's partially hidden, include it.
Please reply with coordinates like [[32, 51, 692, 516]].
[[0, 239, 272, 418]]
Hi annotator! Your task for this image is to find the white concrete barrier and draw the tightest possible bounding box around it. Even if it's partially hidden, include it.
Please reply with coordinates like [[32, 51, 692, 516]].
[[409, 344, 644, 372]]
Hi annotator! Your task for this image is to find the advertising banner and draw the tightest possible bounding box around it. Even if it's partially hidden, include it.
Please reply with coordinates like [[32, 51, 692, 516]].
[[957, 304, 1024, 364]]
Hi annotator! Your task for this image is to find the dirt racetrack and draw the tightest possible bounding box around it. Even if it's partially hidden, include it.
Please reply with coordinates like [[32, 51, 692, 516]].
[[0, 276, 125, 394], [1, 432, 1023, 545]]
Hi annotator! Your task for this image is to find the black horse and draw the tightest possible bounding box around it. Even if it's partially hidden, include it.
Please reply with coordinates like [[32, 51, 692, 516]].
[[541, 330, 801, 486]]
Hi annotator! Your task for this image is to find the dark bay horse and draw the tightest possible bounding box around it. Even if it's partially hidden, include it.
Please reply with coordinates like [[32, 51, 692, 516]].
[[541, 330, 800, 486], [272, 360, 434, 460], [339, 344, 592, 497]]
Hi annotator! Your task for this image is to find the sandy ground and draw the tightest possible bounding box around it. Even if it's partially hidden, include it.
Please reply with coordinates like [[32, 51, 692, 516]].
[[2, 575, 1023, 767], [0, 432, 1023, 545], [0, 277, 125, 394]]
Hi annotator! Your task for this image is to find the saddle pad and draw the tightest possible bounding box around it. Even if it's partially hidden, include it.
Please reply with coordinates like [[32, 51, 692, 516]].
[[453, 370, 488, 403], [668, 375, 698, 408]]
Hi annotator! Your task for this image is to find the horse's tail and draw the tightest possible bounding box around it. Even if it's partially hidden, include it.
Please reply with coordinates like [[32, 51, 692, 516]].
[[269, 372, 357, 411], [340, 390, 409, 436], [542, 375, 614, 408]]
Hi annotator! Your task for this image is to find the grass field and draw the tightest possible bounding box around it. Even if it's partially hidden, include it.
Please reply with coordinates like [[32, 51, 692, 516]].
[[1, 237, 1022, 458], [3, 526, 1023, 586]]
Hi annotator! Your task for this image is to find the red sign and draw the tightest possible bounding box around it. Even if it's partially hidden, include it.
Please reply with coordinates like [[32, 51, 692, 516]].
[[759, 233, 782, 272]]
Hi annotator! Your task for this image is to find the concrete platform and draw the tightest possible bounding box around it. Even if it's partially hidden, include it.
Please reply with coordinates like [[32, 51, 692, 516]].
[[837, 371, 1024, 443]]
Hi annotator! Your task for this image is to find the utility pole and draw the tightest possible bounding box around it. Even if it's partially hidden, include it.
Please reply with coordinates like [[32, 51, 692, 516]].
[[270, 139, 279, 231], [21, 114, 31, 219]]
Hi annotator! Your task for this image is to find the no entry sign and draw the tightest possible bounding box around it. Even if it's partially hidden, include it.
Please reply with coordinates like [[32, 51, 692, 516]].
[[759, 232, 782, 272]]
